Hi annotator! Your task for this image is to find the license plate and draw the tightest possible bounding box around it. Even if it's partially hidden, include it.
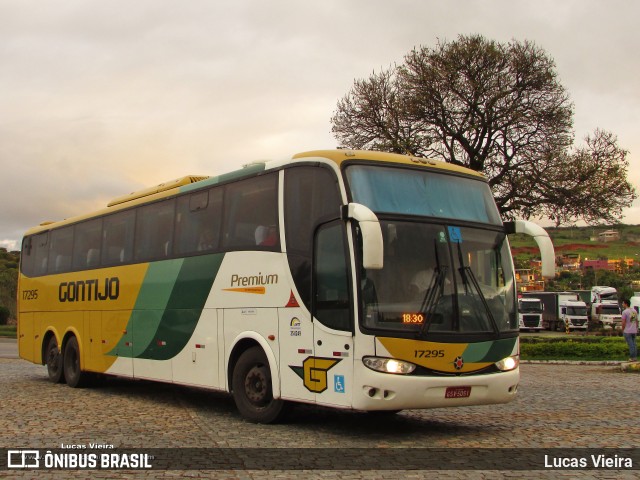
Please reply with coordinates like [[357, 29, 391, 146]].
[[445, 386, 471, 398]]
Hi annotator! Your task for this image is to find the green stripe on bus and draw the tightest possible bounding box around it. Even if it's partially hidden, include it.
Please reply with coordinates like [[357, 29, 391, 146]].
[[136, 253, 224, 360], [460, 340, 493, 363], [179, 163, 266, 193], [109, 259, 184, 357], [464, 337, 517, 363], [472, 337, 518, 362]]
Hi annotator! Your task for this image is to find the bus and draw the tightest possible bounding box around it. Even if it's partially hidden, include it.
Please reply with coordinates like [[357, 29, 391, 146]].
[[18, 149, 554, 423]]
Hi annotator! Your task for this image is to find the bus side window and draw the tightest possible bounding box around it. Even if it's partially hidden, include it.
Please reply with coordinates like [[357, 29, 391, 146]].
[[72, 218, 103, 270], [314, 222, 352, 331], [20, 237, 34, 276], [135, 199, 176, 261], [222, 173, 279, 251], [48, 226, 74, 274], [175, 188, 222, 255], [34, 233, 50, 275], [284, 166, 342, 311], [21, 232, 49, 277], [102, 210, 135, 266]]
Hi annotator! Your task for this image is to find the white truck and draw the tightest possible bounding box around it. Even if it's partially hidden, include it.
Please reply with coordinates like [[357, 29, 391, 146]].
[[591, 303, 622, 329], [559, 297, 589, 331], [590, 286, 621, 329], [518, 297, 544, 331], [631, 296, 640, 313], [591, 286, 618, 305], [521, 291, 589, 331]]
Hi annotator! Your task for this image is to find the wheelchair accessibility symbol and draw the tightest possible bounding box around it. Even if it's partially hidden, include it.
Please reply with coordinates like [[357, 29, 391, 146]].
[[334, 375, 345, 393]]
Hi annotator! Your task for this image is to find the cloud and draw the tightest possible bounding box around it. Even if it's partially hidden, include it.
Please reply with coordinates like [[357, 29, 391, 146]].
[[1, 0, 640, 248]]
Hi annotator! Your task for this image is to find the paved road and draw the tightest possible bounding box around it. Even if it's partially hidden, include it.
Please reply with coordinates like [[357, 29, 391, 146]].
[[0, 338, 18, 359], [0, 342, 638, 479]]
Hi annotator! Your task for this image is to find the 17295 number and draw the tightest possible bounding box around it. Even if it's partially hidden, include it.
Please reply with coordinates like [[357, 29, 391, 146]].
[[22, 289, 38, 300], [414, 349, 444, 358]]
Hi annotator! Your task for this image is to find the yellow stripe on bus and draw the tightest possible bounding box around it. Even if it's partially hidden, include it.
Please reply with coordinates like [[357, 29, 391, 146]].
[[377, 337, 491, 373]]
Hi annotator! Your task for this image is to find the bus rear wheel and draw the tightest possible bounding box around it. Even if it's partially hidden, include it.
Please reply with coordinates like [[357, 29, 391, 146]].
[[45, 336, 65, 384], [232, 346, 288, 423], [63, 336, 87, 388]]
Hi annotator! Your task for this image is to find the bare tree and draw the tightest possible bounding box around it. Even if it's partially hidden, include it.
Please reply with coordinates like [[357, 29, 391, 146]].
[[538, 130, 635, 226], [331, 34, 636, 224]]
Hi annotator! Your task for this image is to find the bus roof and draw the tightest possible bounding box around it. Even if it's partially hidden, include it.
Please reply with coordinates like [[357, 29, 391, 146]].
[[292, 150, 484, 178], [23, 149, 485, 237], [107, 175, 210, 207]]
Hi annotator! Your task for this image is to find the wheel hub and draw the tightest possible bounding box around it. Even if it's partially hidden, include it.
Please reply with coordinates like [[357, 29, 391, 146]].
[[245, 366, 268, 404]]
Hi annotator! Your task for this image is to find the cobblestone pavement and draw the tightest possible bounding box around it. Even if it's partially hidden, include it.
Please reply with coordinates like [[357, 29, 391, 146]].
[[0, 356, 638, 479]]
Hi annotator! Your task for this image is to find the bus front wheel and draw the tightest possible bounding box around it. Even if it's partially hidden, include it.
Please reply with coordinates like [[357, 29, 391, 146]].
[[63, 336, 87, 388], [45, 336, 65, 384], [231, 346, 288, 423]]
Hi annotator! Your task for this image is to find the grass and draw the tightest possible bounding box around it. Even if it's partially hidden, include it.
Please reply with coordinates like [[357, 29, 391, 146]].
[[0, 325, 16, 338], [520, 335, 629, 361]]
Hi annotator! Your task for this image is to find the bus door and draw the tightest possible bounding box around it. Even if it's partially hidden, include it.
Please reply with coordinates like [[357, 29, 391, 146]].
[[312, 221, 354, 408], [18, 313, 36, 363], [85, 311, 106, 373]]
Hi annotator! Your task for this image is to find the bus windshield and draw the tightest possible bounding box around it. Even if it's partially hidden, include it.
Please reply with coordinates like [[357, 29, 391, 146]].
[[346, 164, 516, 335], [345, 164, 502, 225], [360, 221, 517, 335]]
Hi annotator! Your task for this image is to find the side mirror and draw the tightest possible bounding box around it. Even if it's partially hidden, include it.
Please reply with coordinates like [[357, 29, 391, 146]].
[[342, 203, 384, 269], [504, 220, 555, 279]]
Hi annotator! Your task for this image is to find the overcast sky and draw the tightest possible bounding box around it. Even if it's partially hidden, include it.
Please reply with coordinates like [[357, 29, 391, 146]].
[[2, 0, 639, 251]]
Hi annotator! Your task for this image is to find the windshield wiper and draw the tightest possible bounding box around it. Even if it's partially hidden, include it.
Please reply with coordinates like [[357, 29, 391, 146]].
[[419, 266, 448, 336], [455, 242, 499, 333], [418, 242, 448, 337]]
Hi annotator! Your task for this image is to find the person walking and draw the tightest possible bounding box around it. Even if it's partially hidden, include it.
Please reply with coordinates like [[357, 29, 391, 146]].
[[620, 299, 638, 362]]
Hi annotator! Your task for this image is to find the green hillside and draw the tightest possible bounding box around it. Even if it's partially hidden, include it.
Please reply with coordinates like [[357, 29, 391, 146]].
[[0, 248, 19, 323], [510, 224, 640, 263], [511, 224, 640, 296]]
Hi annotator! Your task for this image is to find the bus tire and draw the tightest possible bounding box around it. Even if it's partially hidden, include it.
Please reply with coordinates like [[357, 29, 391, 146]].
[[45, 336, 65, 384], [232, 346, 288, 424], [63, 336, 87, 388]]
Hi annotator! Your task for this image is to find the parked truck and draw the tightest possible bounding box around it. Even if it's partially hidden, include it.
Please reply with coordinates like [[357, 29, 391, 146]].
[[518, 297, 544, 331], [559, 297, 589, 331], [591, 286, 618, 305], [589, 286, 620, 329], [630, 296, 640, 315], [591, 303, 622, 329], [521, 291, 589, 331]]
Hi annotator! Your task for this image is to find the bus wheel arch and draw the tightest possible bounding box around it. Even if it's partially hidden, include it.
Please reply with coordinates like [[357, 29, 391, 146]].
[[43, 332, 65, 384], [227, 335, 281, 398], [228, 341, 288, 423]]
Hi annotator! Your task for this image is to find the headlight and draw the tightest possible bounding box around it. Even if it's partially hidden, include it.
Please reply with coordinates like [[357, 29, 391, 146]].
[[495, 355, 519, 372], [363, 356, 416, 374]]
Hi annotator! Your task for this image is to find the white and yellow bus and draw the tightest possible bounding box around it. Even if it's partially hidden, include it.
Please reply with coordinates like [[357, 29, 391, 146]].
[[18, 150, 554, 423]]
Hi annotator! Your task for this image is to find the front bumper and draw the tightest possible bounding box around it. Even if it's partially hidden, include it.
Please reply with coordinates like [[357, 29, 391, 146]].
[[351, 363, 519, 411]]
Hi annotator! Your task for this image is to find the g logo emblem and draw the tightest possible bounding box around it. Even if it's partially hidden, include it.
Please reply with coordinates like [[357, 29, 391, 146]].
[[290, 356, 341, 393]]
